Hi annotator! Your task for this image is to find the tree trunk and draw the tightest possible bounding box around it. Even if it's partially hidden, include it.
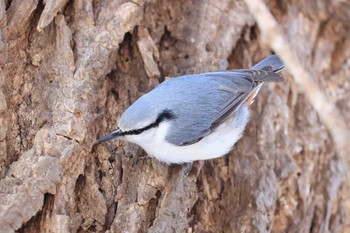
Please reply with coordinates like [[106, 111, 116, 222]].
[[1, 0, 349, 232]]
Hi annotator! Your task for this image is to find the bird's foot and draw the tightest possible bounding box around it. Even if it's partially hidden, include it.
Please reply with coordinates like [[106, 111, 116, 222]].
[[134, 156, 151, 165], [111, 147, 118, 155], [184, 162, 193, 175]]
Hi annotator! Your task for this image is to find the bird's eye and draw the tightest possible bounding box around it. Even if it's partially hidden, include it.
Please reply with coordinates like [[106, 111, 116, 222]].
[[135, 129, 142, 134], [116, 127, 126, 136]]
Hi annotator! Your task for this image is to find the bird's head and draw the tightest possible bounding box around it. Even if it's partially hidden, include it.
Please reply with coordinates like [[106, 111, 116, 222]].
[[97, 94, 175, 144]]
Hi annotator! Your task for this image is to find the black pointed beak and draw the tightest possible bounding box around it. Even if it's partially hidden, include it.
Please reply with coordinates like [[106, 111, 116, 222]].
[[97, 129, 122, 143]]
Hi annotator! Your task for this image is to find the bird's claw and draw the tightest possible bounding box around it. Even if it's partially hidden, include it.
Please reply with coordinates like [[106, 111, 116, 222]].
[[111, 147, 118, 155], [184, 162, 193, 175], [134, 156, 151, 165]]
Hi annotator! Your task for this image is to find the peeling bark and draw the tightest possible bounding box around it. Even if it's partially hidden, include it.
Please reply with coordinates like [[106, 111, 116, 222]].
[[0, 0, 349, 232]]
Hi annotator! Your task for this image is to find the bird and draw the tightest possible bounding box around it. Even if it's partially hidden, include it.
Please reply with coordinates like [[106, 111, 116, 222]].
[[97, 54, 284, 165]]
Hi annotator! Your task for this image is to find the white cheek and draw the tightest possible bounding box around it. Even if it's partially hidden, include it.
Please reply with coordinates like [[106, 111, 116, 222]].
[[125, 128, 156, 145], [123, 122, 171, 156]]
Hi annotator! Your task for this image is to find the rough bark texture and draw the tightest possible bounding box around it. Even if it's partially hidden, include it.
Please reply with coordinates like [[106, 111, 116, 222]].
[[0, 0, 349, 232]]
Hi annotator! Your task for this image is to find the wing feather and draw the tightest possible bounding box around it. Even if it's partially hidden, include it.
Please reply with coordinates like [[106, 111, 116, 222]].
[[164, 56, 284, 146]]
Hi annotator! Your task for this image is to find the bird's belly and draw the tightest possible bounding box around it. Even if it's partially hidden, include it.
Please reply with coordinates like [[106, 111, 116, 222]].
[[138, 121, 248, 164], [161, 136, 242, 163], [125, 106, 250, 164]]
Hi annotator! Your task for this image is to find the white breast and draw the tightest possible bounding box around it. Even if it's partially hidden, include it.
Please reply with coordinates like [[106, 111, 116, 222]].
[[125, 110, 250, 164]]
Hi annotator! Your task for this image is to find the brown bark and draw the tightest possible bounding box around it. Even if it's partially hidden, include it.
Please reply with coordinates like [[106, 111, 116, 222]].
[[0, 0, 349, 232]]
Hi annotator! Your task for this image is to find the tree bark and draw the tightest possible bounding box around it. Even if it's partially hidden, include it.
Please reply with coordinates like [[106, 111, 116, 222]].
[[0, 0, 349, 232]]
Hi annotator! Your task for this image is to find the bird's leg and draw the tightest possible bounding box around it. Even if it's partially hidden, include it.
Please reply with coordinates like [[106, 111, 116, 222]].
[[184, 162, 193, 175], [134, 155, 151, 165], [111, 147, 118, 155]]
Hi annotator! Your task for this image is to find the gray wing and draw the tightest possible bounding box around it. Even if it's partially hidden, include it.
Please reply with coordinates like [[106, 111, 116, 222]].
[[210, 69, 283, 127], [165, 69, 283, 146]]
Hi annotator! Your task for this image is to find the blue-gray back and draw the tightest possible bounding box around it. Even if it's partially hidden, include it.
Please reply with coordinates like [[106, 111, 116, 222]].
[[119, 55, 284, 146]]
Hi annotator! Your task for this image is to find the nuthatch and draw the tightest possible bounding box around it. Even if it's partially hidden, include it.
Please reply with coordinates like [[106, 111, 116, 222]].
[[98, 55, 284, 164]]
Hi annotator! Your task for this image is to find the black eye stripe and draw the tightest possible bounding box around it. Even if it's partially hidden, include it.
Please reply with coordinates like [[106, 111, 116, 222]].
[[120, 110, 175, 136]]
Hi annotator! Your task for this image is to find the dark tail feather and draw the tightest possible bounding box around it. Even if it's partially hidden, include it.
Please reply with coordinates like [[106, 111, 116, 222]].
[[251, 54, 284, 72], [254, 71, 285, 82]]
